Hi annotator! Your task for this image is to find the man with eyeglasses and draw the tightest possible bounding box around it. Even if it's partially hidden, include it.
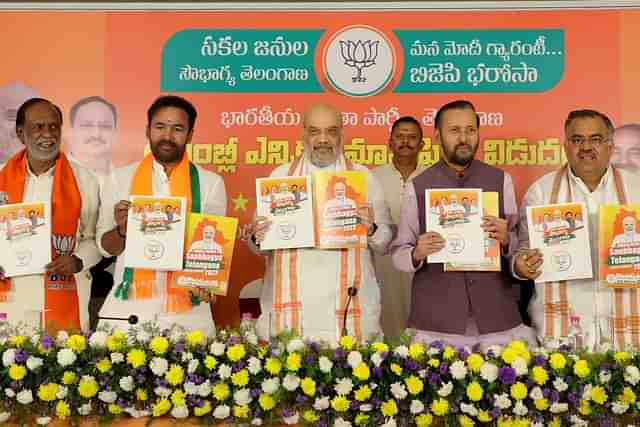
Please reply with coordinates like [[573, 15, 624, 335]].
[[514, 109, 640, 349]]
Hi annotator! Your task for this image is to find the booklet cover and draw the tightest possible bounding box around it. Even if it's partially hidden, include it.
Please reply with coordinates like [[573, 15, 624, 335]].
[[426, 188, 484, 264], [172, 213, 238, 296], [0, 201, 50, 277], [255, 176, 315, 250], [123, 195, 186, 271], [599, 204, 640, 289], [445, 192, 501, 272], [313, 171, 368, 249], [526, 202, 592, 283]]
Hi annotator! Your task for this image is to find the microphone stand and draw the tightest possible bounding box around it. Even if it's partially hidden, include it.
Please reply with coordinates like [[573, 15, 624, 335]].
[[342, 287, 358, 337], [97, 315, 139, 325]]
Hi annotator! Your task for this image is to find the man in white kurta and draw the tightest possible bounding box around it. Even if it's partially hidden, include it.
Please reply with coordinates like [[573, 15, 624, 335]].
[[250, 104, 392, 343]]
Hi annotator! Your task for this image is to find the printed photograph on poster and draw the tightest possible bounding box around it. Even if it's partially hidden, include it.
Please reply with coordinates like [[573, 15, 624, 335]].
[[599, 204, 640, 289], [313, 171, 367, 249], [426, 188, 484, 264], [123, 195, 186, 271], [526, 202, 592, 283], [0, 201, 50, 277], [445, 191, 501, 272], [255, 176, 314, 250], [172, 213, 238, 296]]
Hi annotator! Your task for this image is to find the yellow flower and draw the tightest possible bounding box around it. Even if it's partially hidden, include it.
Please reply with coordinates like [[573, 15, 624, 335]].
[[56, 400, 71, 419], [38, 383, 59, 401], [136, 388, 148, 401], [354, 385, 372, 401], [171, 389, 186, 406], [286, 352, 302, 371], [431, 398, 449, 416], [106, 330, 126, 351], [227, 344, 246, 362], [265, 357, 282, 375], [381, 399, 399, 417], [339, 335, 355, 350], [578, 400, 592, 415], [165, 364, 185, 386], [549, 416, 562, 427], [186, 330, 206, 347], [259, 393, 276, 410], [620, 387, 637, 404], [78, 377, 99, 398], [66, 334, 87, 352], [573, 359, 591, 378], [390, 363, 403, 376], [212, 382, 230, 401], [466, 353, 484, 372], [194, 401, 212, 416], [127, 348, 147, 368], [301, 377, 316, 397], [152, 398, 171, 417], [510, 382, 528, 400], [478, 410, 492, 423], [9, 364, 26, 380], [466, 381, 483, 401], [501, 348, 517, 364], [204, 355, 218, 370], [233, 405, 249, 418], [405, 375, 424, 395], [416, 413, 433, 427], [62, 371, 76, 385], [614, 351, 631, 364], [428, 358, 440, 368], [353, 362, 370, 381], [96, 358, 112, 373], [109, 403, 123, 414], [458, 415, 475, 427], [371, 341, 389, 353], [9, 335, 27, 347], [409, 343, 425, 360], [534, 398, 549, 411], [443, 346, 455, 360], [549, 353, 566, 371], [149, 336, 169, 355], [304, 410, 320, 423], [591, 385, 608, 405], [331, 395, 350, 412], [532, 366, 549, 385], [509, 340, 527, 353], [231, 369, 249, 387]]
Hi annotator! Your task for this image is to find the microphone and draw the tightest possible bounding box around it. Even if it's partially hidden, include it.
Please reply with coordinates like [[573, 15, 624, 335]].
[[341, 287, 358, 337], [97, 315, 139, 325]]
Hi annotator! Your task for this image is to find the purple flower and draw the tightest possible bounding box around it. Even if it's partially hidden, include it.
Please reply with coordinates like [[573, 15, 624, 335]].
[[405, 359, 420, 371], [173, 342, 185, 353], [430, 340, 444, 350], [490, 407, 501, 419], [136, 374, 146, 384], [498, 367, 516, 385], [308, 341, 320, 352], [296, 394, 308, 404], [567, 392, 578, 406], [439, 363, 449, 375], [542, 388, 552, 399], [350, 400, 360, 410], [334, 348, 346, 359], [155, 378, 168, 387], [550, 390, 560, 403], [282, 409, 293, 418], [534, 355, 546, 366], [316, 421, 328, 427], [251, 388, 261, 399], [14, 350, 27, 363], [373, 366, 383, 378], [428, 372, 441, 385], [41, 335, 53, 350], [304, 355, 316, 365], [458, 349, 469, 359]]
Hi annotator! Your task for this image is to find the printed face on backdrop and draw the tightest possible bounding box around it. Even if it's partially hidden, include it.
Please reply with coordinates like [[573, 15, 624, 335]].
[[435, 107, 480, 168], [69, 100, 116, 173], [147, 106, 193, 165], [389, 121, 423, 161], [0, 82, 39, 164], [303, 104, 343, 167], [623, 216, 636, 234], [564, 115, 612, 183], [611, 127, 640, 173], [16, 101, 62, 165]]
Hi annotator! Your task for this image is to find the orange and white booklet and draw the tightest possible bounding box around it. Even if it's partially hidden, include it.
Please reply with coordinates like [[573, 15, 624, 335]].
[[599, 204, 640, 289], [313, 171, 367, 249], [172, 213, 238, 296]]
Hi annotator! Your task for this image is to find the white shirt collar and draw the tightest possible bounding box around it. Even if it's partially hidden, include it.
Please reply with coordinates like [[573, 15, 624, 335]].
[[566, 164, 612, 195]]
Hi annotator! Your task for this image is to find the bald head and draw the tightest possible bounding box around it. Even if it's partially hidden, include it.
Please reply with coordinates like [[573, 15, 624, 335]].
[[303, 103, 343, 167], [612, 124, 640, 173]]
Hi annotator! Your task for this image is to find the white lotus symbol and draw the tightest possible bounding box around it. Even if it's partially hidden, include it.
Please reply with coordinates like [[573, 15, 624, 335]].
[[339, 40, 379, 83]]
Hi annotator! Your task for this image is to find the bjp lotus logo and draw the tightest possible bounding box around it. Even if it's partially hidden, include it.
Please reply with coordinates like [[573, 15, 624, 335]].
[[339, 40, 379, 83], [52, 234, 75, 256]]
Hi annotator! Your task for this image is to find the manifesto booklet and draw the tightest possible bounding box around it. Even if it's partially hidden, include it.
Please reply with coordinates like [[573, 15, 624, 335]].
[[255, 176, 314, 250], [313, 171, 368, 249], [123, 195, 186, 271], [599, 204, 640, 289], [526, 202, 592, 283], [172, 213, 238, 296], [0, 201, 50, 277]]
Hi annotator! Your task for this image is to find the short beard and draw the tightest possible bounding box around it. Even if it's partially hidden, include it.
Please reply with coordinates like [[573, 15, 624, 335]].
[[151, 140, 185, 164], [442, 142, 477, 167]]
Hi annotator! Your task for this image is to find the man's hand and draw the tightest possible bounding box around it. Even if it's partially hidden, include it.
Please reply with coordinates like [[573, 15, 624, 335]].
[[191, 287, 217, 304], [414, 231, 445, 263], [114, 200, 132, 236], [46, 254, 83, 275], [357, 204, 375, 235], [0, 266, 5, 280], [514, 248, 543, 280], [482, 215, 510, 246], [249, 216, 272, 244]]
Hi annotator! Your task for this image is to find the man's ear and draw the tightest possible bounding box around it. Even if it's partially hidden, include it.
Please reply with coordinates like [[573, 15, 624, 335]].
[[16, 127, 24, 145]]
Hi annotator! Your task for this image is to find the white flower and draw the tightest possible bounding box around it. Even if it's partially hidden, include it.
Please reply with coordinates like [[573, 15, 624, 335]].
[[624, 365, 640, 385], [187, 359, 199, 374], [418, 369, 427, 378], [460, 402, 478, 417], [570, 415, 588, 427], [380, 417, 397, 427], [283, 374, 300, 391], [210, 341, 225, 356], [532, 422, 544, 427], [513, 400, 528, 416], [370, 353, 383, 367], [169, 328, 184, 343], [612, 401, 630, 415], [198, 380, 212, 397], [181, 351, 194, 362], [78, 403, 92, 416], [17, 389, 33, 405], [119, 376, 135, 392], [218, 364, 232, 379], [599, 370, 612, 384], [184, 382, 198, 395], [360, 404, 372, 412], [56, 385, 68, 400], [313, 396, 330, 411], [262, 377, 280, 394], [124, 407, 150, 418], [553, 377, 568, 392], [529, 386, 544, 401], [89, 331, 108, 348], [150, 357, 169, 376], [98, 390, 117, 403], [171, 405, 189, 419], [154, 387, 171, 397], [248, 357, 262, 375], [335, 378, 353, 395], [334, 417, 352, 427], [581, 384, 593, 401], [393, 345, 409, 358], [0, 413, 10, 423], [234, 388, 252, 405], [347, 351, 363, 368], [5, 388, 15, 398], [287, 338, 305, 353], [319, 356, 333, 373], [390, 382, 408, 400], [136, 330, 151, 343], [427, 346, 441, 356], [213, 404, 230, 419], [110, 352, 124, 364], [251, 418, 263, 425], [450, 361, 467, 380], [56, 330, 69, 345], [2, 349, 16, 367], [410, 399, 424, 414], [36, 416, 51, 425], [550, 402, 569, 414], [283, 412, 299, 425], [511, 356, 528, 376], [26, 356, 43, 371], [494, 393, 512, 409], [245, 331, 259, 345], [437, 382, 453, 397], [485, 344, 503, 357], [480, 362, 498, 383]]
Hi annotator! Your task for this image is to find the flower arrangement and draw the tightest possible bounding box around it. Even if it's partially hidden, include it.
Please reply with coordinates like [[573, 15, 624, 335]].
[[0, 321, 639, 426]]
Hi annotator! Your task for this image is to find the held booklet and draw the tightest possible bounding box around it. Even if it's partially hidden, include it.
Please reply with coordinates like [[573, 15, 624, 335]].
[[255, 176, 314, 250], [526, 202, 592, 283], [123, 195, 186, 271], [0, 201, 51, 277], [599, 204, 640, 289], [172, 213, 238, 296]]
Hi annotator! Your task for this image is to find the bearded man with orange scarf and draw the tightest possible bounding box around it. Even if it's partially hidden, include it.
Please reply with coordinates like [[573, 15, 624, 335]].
[[0, 98, 102, 332], [97, 96, 226, 335]]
